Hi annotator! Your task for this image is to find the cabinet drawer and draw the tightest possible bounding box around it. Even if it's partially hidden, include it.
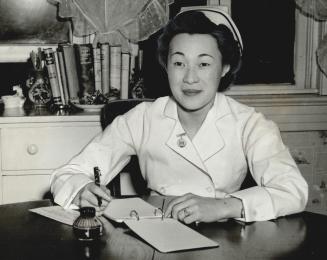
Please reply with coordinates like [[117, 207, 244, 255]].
[[1, 126, 101, 170], [2, 175, 50, 204]]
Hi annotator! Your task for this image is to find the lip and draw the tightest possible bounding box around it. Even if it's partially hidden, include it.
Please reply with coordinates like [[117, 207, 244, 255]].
[[182, 89, 202, 96]]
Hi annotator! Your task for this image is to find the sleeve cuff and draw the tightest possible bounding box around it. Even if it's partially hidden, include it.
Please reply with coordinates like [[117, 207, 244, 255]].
[[228, 186, 276, 222], [54, 174, 93, 209]]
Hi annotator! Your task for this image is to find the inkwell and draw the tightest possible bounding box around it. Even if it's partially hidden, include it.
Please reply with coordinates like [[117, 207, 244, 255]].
[[73, 207, 103, 258]]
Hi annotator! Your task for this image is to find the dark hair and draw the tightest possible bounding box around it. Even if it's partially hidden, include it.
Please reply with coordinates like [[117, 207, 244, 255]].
[[157, 11, 242, 92]]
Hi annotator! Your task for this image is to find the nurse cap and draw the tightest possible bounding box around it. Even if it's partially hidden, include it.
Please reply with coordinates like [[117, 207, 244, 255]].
[[177, 6, 243, 55]]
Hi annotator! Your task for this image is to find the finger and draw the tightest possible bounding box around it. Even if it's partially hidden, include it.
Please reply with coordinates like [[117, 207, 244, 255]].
[[80, 189, 101, 208], [80, 197, 97, 208], [165, 198, 184, 218], [183, 210, 199, 224], [91, 185, 112, 202], [177, 207, 188, 221], [177, 204, 197, 222], [99, 199, 110, 210], [77, 185, 108, 211], [170, 198, 196, 220], [96, 208, 106, 216], [100, 185, 112, 197], [95, 200, 110, 215], [81, 197, 107, 213], [181, 206, 200, 224], [165, 193, 194, 217]]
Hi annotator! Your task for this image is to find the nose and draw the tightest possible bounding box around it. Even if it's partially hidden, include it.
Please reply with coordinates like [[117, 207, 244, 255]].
[[183, 66, 199, 84]]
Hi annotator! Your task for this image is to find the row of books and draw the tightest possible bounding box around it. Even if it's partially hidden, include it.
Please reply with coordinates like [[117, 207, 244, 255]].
[[42, 43, 143, 106]]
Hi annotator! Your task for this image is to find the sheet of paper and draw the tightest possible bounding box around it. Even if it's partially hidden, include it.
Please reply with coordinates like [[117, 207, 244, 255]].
[[125, 218, 219, 253], [104, 197, 162, 222], [29, 206, 79, 225]]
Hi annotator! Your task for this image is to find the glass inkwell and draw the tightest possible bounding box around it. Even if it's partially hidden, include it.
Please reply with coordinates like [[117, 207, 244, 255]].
[[73, 207, 103, 241], [73, 207, 103, 259]]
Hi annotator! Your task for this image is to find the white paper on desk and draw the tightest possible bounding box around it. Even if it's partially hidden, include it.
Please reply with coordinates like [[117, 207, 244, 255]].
[[104, 197, 162, 222], [125, 218, 219, 253], [29, 206, 79, 225]]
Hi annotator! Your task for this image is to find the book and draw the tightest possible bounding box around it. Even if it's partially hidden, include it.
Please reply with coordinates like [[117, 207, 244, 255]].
[[121, 52, 130, 99], [103, 197, 219, 253], [75, 44, 95, 96], [93, 46, 102, 93], [60, 43, 80, 104], [109, 46, 122, 95], [43, 48, 63, 105], [56, 47, 70, 105], [54, 50, 66, 105], [100, 43, 110, 95]]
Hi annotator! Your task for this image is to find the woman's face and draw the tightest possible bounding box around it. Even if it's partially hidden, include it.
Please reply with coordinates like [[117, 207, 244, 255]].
[[167, 33, 229, 113]]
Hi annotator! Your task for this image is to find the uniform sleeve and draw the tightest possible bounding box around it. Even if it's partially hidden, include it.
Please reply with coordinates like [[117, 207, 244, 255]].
[[229, 111, 308, 222], [50, 103, 148, 208]]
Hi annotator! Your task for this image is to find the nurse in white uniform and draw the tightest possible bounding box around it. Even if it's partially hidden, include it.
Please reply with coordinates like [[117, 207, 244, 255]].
[[50, 7, 308, 223]]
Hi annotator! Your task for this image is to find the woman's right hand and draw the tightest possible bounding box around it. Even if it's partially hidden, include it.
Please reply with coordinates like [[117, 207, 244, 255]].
[[73, 183, 112, 213]]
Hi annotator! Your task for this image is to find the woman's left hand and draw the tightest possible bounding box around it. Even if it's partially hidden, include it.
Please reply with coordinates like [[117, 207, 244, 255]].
[[164, 193, 242, 224]]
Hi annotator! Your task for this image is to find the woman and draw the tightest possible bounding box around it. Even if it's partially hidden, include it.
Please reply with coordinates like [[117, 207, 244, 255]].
[[50, 7, 308, 223]]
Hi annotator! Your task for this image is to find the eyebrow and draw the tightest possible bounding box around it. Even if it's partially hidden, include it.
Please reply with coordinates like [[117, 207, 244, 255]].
[[169, 51, 215, 59]]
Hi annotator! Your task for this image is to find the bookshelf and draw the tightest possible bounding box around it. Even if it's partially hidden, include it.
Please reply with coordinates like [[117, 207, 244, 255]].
[[0, 0, 212, 103], [53, 42, 143, 106]]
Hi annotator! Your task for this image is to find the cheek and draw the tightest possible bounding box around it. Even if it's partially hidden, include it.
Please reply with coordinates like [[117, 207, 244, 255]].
[[200, 69, 220, 86], [167, 67, 182, 85]]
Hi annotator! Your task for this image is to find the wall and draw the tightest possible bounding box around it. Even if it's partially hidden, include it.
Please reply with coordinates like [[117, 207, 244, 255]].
[[282, 131, 327, 215], [240, 95, 327, 215]]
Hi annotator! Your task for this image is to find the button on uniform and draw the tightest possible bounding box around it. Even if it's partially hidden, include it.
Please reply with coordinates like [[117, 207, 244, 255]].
[[159, 187, 166, 194]]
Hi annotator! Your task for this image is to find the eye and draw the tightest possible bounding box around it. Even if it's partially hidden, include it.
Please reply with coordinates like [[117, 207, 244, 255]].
[[173, 61, 185, 67], [199, 62, 210, 68]]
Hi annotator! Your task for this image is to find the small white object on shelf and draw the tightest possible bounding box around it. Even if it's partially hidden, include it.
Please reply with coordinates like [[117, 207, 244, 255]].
[[1, 85, 26, 108]]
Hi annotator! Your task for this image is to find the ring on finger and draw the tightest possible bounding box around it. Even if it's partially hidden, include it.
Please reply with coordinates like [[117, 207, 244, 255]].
[[184, 207, 191, 217]]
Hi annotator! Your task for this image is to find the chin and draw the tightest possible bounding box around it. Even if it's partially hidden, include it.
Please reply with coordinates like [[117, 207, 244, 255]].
[[178, 101, 207, 112]]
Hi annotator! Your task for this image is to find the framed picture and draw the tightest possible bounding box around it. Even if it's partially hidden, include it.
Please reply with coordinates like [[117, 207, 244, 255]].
[[0, 0, 70, 44], [0, 0, 71, 62]]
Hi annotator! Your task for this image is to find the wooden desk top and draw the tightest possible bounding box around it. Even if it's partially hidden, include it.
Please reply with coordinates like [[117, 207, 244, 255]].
[[0, 200, 326, 260]]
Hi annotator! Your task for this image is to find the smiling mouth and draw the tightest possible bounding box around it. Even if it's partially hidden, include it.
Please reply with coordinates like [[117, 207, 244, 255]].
[[182, 89, 202, 96]]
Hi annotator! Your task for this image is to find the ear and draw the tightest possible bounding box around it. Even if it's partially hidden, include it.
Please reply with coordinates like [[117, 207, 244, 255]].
[[221, 64, 230, 77]]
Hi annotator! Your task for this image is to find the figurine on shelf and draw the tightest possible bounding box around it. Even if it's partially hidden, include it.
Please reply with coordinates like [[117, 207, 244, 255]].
[[1, 85, 26, 109], [130, 76, 145, 99], [26, 48, 52, 108]]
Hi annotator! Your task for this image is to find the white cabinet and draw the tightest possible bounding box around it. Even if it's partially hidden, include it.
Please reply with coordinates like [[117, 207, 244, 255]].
[[1, 126, 100, 170], [2, 175, 51, 204], [0, 112, 102, 204]]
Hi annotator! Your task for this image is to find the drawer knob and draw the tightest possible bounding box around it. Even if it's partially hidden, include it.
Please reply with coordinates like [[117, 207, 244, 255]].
[[27, 144, 39, 155]]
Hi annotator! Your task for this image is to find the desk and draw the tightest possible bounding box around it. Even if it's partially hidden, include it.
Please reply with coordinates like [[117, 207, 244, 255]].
[[0, 200, 326, 260]]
